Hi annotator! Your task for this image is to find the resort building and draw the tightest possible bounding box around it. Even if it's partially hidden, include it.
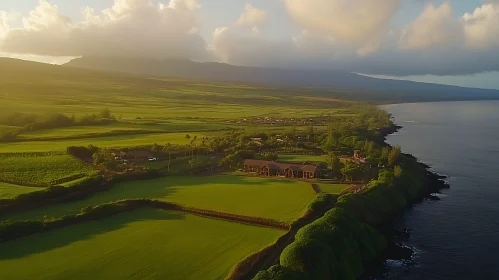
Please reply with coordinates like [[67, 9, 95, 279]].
[[243, 159, 324, 179]]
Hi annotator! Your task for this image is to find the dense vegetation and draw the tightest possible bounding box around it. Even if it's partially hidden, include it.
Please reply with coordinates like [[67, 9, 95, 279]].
[[253, 152, 436, 280], [0, 110, 117, 141]]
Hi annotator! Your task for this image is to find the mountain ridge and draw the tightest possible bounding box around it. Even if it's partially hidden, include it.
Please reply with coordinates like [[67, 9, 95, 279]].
[[63, 56, 499, 102]]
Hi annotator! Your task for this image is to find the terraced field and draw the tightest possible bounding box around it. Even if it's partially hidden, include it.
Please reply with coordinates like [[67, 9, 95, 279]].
[[6, 175, 317, 222], [0, 153, 96, 187], [0, 208, 284, 280]]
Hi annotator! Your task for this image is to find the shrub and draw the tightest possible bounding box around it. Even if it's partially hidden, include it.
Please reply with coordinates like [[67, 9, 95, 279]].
[[305, 193, 332, 213], [280, 239, 334, 280], [253, 265, 306, 280], [67, 146, 95, 160]]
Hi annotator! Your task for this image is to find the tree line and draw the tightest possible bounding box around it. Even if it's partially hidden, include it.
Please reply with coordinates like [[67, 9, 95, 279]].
[[0, 109, 117, 141]]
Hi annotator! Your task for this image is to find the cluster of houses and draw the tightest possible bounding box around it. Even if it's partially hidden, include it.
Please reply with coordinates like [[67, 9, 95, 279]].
[[226, 116, 335, 126], [243, 159, 326, 179]]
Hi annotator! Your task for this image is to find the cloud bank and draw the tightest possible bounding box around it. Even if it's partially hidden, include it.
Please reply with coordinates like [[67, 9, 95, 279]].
[[0, 0, 209, 60], [1, 0, 499, 75]]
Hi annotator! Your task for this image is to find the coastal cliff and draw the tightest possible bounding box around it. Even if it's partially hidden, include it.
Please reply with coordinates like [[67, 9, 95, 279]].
[[252, 127, 449, 280]]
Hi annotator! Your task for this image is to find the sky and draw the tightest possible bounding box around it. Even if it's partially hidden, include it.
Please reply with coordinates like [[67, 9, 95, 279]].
[[1, 0, 499, 89]]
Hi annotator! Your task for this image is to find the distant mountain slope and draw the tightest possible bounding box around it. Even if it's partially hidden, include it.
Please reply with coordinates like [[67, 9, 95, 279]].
[[65, 57, 499, 102]]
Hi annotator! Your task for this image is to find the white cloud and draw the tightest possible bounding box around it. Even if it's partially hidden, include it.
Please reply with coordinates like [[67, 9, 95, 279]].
[[212, 26, 338, 68], [236, 3, 267, 28], [0, 0, 210, 60], [283, 0, 400, 53], [463, 3, 499, 49], [399, 3, 463, 50], [0, 10, 18, 39], [2, 0, 499, 76]]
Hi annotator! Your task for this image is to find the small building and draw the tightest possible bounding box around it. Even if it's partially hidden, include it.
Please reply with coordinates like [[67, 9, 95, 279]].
[[353, 152, 367, 164], [243, 159, 324, 179]]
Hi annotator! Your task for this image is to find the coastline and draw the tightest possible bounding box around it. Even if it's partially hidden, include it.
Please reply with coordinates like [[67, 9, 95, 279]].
[[360, 123, 450, 279], [251, 121, 450, 280]]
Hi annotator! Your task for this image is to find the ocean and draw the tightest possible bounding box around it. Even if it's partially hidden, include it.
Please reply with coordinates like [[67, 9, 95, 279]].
[[375, 101, 499, 279]]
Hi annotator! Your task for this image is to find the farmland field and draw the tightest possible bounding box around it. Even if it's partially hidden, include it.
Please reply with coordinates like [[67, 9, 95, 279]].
[[5, 175, 316, 222], [0, 208, 284, 280], [318, 183, 351, 194], [0, 153, 96, 187], [0, 132, 208, 153], [0, 182, 41, 199], [17, 122, 232, 140]]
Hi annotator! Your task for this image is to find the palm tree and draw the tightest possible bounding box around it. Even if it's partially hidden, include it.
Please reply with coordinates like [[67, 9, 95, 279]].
[[166, 143, 172, 172]]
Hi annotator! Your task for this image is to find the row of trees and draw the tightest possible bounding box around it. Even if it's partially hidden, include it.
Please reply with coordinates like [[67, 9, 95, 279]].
[[0, 109, 118, 141]]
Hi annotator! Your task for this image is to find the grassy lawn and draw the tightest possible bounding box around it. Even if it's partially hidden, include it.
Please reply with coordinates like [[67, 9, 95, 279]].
[[0, 208, 284, 280], [0, 132, 207, 153], [317, 183, 351, 194], [0, 182, 42, 199], [0, 153, 96, 187], [278, 154, 326, 163], [6, 175, 316, 223]]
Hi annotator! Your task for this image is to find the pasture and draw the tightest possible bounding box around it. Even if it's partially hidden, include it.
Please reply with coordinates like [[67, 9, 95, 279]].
[[0, 208, 284, 280], [0, 153, 95, 187], [318, 183, 351, 194], [5, 175, 316, 222], [0, 182, 40, 199]]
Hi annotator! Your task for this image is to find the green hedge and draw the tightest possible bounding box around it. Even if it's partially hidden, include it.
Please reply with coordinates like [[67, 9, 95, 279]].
[[0, 170, 162, 217], [0, 199, 151, 242]]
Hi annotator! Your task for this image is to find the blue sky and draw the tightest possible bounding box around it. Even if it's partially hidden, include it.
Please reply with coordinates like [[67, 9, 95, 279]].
[[1, 0, 499, 90]]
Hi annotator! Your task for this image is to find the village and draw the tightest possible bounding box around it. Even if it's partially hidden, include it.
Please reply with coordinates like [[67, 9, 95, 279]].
[[225, 115, 346, 126]]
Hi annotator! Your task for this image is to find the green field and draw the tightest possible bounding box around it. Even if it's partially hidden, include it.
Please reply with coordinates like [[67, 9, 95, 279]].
[[0, 182, 41, 199], [0, 153, 96, 187], [0, 59, 344, 121], [0, 132, 207, 153], [6, 175, 316, 222], [0, 208, 284, 280], [318, 183, 351, 194], [278, 154, 327, 163], [17, 122, 231, 140], [141, 155, 212, 173]]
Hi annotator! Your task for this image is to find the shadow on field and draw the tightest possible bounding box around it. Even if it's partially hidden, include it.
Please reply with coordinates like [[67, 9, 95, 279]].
[[6, 175, 300, 221], [0, 209, 184, 260]]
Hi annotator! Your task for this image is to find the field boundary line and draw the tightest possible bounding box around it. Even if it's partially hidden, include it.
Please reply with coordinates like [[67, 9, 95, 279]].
[[0, 199, 288, 243]]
